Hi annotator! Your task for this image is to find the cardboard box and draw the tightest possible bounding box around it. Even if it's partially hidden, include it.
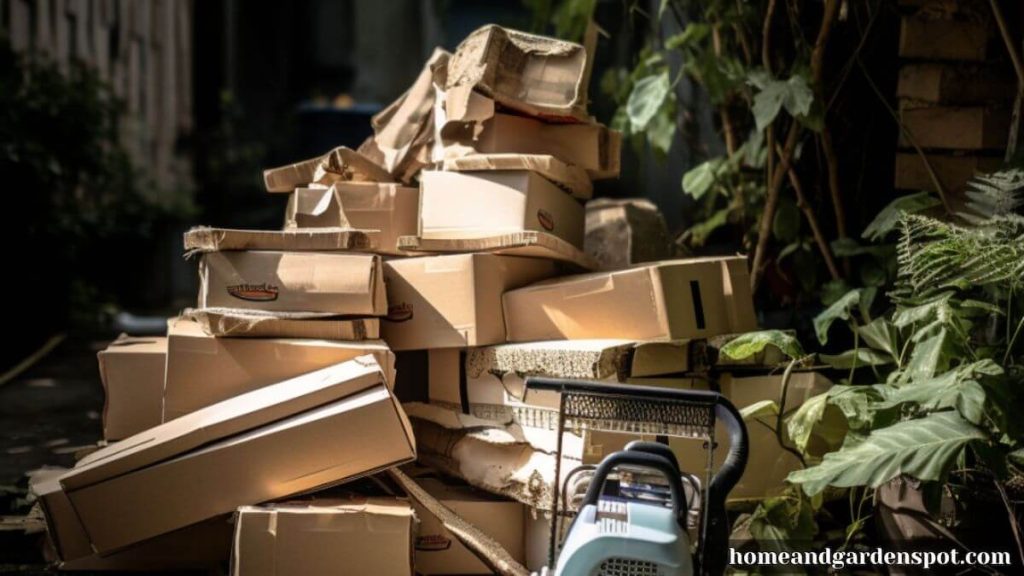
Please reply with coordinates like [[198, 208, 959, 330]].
[[410, 474, 526, 575], [896, 63, 1015, 105], [441, 154, 593, 200], [262, 146, 393, 192], [285, 183, 418, 255], [183, 308, 379, 340], [33, 470, 233, 568], [894, 152, 1002, 195], [444, 25, 589, 121], [503, 257, 757, 342], [585, 198, 674, 271], [164, 317, 394, 420], [398, 231, 597, 271], [198, 251, 386, 315], [184, 226, 374, 253], [899, 105, 1009, 150], [232, 498, 415, 576], [899, 16, 987, 62], [59, 356, 415, 553], [381, 254, 559, 351], [419, 170, 584, 250], [97, 336, 166, 441]]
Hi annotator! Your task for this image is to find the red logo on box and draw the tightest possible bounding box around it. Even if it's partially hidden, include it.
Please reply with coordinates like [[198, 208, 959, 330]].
[[415, 534, 452, 551], [387, 302, 414, 322], [226, 283, 279, 302], [537, 209, 555, 231]]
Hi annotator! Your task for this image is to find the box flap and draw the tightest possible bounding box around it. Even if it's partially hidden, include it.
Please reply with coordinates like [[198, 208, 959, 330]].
[[184, 226, 375, 253], [466, 339, 636, 381], [398, 232, 596, 271], [182, 307, 379, 340], [62, 356, 388, 491], [100, 335, 166, 355], [442, 154, 593, 200], [262, 146, 394, 192]]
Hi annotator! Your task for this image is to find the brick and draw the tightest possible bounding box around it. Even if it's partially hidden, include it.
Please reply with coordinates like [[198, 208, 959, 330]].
[[899, 104, 1009, 150]]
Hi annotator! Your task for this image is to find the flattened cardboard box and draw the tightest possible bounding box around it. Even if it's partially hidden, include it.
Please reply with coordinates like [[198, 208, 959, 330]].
[[164, 317, 394, 420], [198, 251, 386, 315], [183, 307, 379, 340], [381, 254, 559, 351], [262, 146, 393, 192], [398, 231, 597, 271], [419, 170, 584, 250], [232, 498, 414, 576], [184, 226, 374, 253], [442, 153, 593, 200], [409, 473, 525, 575], [59, 357, 415, 553], [285, 183, 418, 255], [503, 256, 757, 342], [98, 335, 166, 441], [32, 470, 232, 568]]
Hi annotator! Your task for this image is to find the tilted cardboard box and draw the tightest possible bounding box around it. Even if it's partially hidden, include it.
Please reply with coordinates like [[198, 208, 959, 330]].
[[198, 251, 386, 315], [262, 146, 393, 192], [182, 307, 379, 340], [164, 317, 394, 420], [441, 154, 593, 200], [410, 474, 526, 575], [58, 356, 415, 553], [381, 254, 560, 351], [97, 335, 166, 441], [503, 257, 756, 342], [285, 183, 419, 255], [232, 498, 415, 576], [419, 170, 584, 250]]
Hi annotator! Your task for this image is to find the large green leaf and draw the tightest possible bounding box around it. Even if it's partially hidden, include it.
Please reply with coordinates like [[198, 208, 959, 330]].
[[773, 197, 801, 242], [787, 411, 985, 496], [826, 385, 886, 430], [813, 289, 862, 345], [627, 72, 670, 132], [720, 330, 805, 361], [682, 158, 725, 199], [903, 329, 949, 382], [749, 73, 814, 132], [819, 348, 894, 370], [683, 207, 730, 246], [855, 318, 901, 361], [862, 192, 941, 241], [741, 399, 780, 420], [786, 393, 829, 454], [877, 360, 1001, 424], [646, 99, 677, 156]]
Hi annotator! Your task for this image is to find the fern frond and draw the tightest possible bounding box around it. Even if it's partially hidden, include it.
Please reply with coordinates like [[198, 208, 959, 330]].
[[962, 168, 1024, 222]]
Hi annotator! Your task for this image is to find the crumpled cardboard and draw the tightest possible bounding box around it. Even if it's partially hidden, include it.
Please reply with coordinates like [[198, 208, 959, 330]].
[[184, 226, 375, 253], [182, 307, 379, 340], [444, 25, 590, 122], [442, 153, 593, 199], [54, 356, 415, 554], [97, 335, 166, 441], [285, 183, 418, 255], [418, 170, 585, 250], [232, 498, 415, 576], [262, 146, 394, 192], [398, 231, 597, 271]]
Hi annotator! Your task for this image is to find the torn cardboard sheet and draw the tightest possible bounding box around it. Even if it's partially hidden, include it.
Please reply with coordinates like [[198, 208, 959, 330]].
[[197, 251, 386, 315], [503, 256, 757, 342], [398, 232, 597, 271], [184, 226, 375, 253], [381, 254, 559, 350], [164, 317, 394, 420], [445, 25, 590, 122], [419, 170, 585, 249], [58, 356, 415, 553], [232, 498, 415, 576], [97, 336, 166, 441], [442, 154, 593, 200], [285, 183, 418, 255], [262, 146, 394, 192], [182, 308, 379, 340]]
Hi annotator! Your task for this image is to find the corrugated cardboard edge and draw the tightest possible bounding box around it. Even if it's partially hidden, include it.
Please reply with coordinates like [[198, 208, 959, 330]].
[[465, 340, 634, 381], [182, 308, 379, 340], [442, 154, 593, 200], [262, 146, 394, 192], [183, 226, 376, 254], [397, 232, 597, 271]]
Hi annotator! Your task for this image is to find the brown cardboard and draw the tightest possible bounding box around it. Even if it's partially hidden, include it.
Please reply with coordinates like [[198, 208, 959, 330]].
[[262, 146, 393, 192], [896, 63, 1015, 105], [503, 257, 757, 342], [232, 498, 414, 576], [410, 474, 525, 575], [285, 183, 419, 255], [398, 231, 598, 271], [197, 251, 387, 315], [33, 470, 233, 568], [381, 254, 559, 350], [164, 317, 394, 420], [419, 170, 585, 249], [444, 25, 590, 122], [184, 226, 375, 253], [61, 356, 415, 553], [182, 308, 380, 340], [894, 152, 1002, 195], [585, 198, 674, 271], [438, 99, 620, 179], [97, 336, 166, 441], [899, 105, 1010, 150], [898, 16, 987, 62], [442, 154, 593, 200]]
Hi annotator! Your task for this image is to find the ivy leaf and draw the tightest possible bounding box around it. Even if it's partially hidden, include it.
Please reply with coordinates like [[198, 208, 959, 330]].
[[813, 289, 862, 345], [647, 97, 677, 157], [682, 158, 725, 199], [665, 22, 710, 49], [788, 411, 986, 496], [683, 207, 731, 246], [773, 197, 801, 243], [862, 192, 941, 241], [720, 330, 805, 361], [750, 74, 815, 132], [819, 348, 895, 370], [627, 72, 670, 132]]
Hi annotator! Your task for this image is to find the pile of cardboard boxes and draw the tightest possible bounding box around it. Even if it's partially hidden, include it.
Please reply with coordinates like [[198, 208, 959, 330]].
[[31, 24, 832, 575]]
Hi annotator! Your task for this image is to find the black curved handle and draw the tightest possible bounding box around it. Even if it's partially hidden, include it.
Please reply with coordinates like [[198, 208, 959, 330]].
[[582, 451, 687, 522], [624, 440, 682, 473], [702, 397, 749, 576]]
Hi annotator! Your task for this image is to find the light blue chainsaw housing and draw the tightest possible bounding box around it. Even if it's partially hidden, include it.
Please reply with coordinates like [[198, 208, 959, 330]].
[[554, 500, 693, 576]]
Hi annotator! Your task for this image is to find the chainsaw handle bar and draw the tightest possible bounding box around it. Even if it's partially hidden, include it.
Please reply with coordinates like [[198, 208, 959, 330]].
[[581, 450, 688, 522]]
